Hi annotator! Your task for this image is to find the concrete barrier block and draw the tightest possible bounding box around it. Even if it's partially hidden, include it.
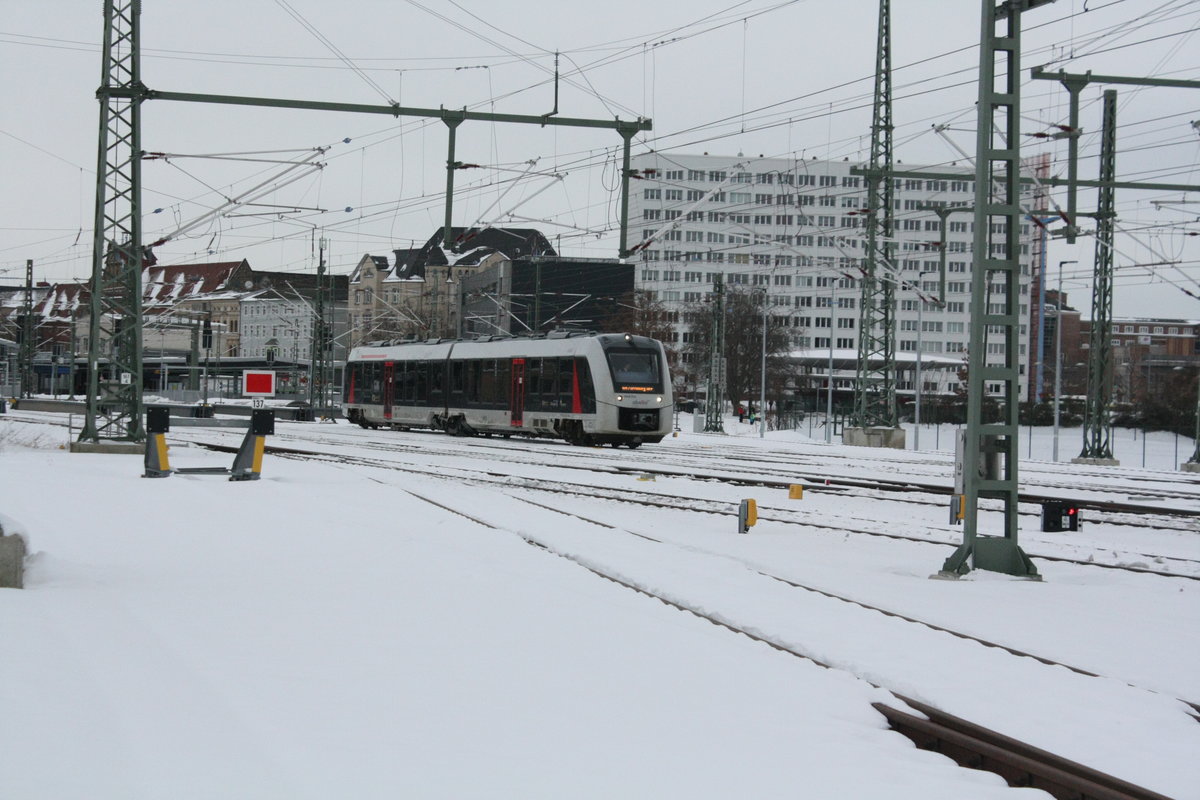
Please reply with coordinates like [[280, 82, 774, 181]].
[[842, 426, 907, 449], [0, 531, 27, 589]]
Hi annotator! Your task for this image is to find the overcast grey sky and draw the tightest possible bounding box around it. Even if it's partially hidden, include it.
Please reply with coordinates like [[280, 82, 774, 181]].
[[2, 0, 1198, 319]]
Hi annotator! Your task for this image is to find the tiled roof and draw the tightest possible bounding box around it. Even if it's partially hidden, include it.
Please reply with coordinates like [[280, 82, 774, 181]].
[[142, 262, 244, 308], [391, 227, 556, 279]]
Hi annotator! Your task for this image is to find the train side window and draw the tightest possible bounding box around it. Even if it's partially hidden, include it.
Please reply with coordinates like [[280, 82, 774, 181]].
[[397, 363, 413, 402], [367, 362, 383, 404], [450, 360, 466, 395], [467, 360, 483, 403], [557, 359, 575, 409], [543, 359, 558, 408], [478, 360, 495, 406], [415, 362, 428, 403], [576, 357, 596, 413], [544, 359, 560, 408], [496, 360, 511, 407], [525, 358, 543, 411], [428, 362, 445, 405]]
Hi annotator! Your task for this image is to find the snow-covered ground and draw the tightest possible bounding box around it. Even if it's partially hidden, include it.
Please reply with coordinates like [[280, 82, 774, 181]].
[[1, 410, 1197, 799]]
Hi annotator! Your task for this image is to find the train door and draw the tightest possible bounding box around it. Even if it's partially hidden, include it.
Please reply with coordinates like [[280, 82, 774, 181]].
[[510, 358, 525, 427], [383, 361, 394, 419]]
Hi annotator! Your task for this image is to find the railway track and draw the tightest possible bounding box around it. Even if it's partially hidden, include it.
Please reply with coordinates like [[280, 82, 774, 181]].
[[9, 407, 1198, 520], [510, 493, 1200, 715], [395, 477, 1180, 800], [284, 426, 1200, 524], [231, 438, 1200, 579], [5, 410, 1194, 565]]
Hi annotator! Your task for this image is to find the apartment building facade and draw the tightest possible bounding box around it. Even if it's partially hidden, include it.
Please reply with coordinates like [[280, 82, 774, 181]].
[[627, 153, 1041, 400]]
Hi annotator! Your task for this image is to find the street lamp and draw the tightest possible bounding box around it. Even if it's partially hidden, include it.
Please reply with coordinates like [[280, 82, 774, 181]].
[[759, 286, 768, 438], [1053, 260, 1078, 462], [826, 279, 835, 443], [912, 270, 941, 451]]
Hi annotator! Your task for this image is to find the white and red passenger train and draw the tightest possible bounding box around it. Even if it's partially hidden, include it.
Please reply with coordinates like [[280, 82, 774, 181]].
[[342, 331, 673, 447]]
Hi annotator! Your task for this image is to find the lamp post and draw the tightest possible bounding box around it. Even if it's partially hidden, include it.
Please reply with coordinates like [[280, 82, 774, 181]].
[[912, 270, 940, 451], [825, 279, 835, 443], [759, 287, 767, 438], [1190, 371, 1200, 465], [1142, 349, 1151, 468], [1053, 260, 1077, 462]]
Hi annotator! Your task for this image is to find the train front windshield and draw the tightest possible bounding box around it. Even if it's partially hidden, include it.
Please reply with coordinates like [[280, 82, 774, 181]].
[[606, 349, 663, 392]]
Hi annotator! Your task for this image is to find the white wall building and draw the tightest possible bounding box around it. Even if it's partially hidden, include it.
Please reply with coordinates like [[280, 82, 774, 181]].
[[627, 152, 1043, 401], [239, 289, 349, 364]]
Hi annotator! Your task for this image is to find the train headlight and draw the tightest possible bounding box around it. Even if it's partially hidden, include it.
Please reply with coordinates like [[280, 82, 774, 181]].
[[615, 394, 624, 402], [656, 396, 663, 403]]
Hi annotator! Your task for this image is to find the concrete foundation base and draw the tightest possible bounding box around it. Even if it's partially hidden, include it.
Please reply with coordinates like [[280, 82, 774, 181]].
[[1181, 462, 1200, 473], [1071, 457, 1121, 467], [0, 530, 27, 589], [842, 426, 906, 449], [70, 441, 144, 455]]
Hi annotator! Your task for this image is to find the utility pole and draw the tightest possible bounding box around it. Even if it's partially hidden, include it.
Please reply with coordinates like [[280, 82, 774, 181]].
[[1052, 260, 1077, 462], [431, 272, 442, 337], [78, 0, 146, 447], [912, 269, 944, 451], [309, 236, 328, 411], [704, 275, 726, 433], [826, 280, 835, 443], [1078, 91, 1119, 464], [202, 308, 212, 409], [188, 320, 200, 391], [939, 0, 1052, 580], [19, 260, 35, 398], [68, 307, 78, 399], [851, 0, 898, 433], [1189, 374, 1200, 467], [758, 287, 768, 438]]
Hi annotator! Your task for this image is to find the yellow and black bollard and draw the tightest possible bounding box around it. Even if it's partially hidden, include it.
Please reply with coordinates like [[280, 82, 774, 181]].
[[229, 409, 274, 481], [948, 494, 965, 525], [738, 499, 758, 534], [143, 407, 173, 478]]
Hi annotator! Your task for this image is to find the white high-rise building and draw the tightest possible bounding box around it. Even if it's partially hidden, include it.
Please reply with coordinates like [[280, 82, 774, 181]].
[[627, 152, 1043, 402]]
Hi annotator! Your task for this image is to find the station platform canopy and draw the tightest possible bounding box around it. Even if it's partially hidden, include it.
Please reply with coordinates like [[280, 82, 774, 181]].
[[788, 348, 963, 372]]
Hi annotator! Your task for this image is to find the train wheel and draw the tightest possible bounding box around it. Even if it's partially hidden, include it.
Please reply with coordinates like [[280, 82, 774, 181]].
[[627, 440, 642, 449]]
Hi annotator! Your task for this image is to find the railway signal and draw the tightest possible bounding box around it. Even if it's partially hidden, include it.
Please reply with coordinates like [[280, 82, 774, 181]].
[[1041, 501, 1081, 532]]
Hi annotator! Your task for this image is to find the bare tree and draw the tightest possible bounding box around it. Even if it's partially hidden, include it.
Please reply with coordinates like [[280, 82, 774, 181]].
[[683, 287, 796, 413]]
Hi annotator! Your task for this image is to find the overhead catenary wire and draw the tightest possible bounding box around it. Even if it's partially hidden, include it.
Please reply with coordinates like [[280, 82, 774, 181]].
[[6, 0, 1197, 314]]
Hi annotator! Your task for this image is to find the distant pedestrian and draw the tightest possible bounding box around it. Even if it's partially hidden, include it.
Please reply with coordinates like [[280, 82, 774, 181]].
[[737, 406, 745, 423]]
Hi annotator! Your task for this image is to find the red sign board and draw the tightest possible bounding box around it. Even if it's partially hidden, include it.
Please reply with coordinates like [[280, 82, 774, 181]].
[[242, 370, 276, 397]]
